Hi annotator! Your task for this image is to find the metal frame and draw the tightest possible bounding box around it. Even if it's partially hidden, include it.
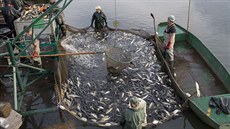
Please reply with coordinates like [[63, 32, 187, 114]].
[[2, 0, 72, 116]]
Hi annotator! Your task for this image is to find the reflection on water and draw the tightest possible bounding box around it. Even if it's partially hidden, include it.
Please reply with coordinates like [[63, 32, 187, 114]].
[[190, 0, 230, 70]]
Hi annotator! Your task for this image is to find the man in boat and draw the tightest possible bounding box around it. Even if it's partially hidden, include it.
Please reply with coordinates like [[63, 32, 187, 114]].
[[163, 15, 176, 68], [24, 26, 42, 67], [90, 6, 107, 35], [120, 96, 145, 129], [49, 0, 66, 38], [1, 0, 21, 37]]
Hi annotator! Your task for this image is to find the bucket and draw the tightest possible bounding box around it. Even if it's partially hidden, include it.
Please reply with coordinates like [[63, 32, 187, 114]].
[[105, 47, 132, 73]]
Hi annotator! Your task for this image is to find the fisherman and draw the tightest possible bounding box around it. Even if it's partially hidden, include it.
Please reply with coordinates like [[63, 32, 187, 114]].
[[120, 96, 145, 129], [49, 0, 66, 38], [90, 6, 107, 34], [1, 0, 21, 37], [129, 96, 147, 127], [24, 26, 42, 67], [163, 15, 176, 68]]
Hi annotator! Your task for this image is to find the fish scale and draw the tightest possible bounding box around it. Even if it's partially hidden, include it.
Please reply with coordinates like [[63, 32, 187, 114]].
[[61, 31, 181, 125]]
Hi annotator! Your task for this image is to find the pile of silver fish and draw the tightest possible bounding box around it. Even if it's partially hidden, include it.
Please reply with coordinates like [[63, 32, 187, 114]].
[[61, 30, 181, 126], [20, 5, 49, 21]]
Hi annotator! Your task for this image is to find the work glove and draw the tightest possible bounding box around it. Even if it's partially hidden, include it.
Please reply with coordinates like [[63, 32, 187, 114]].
[[33, 51, 38, 58], [165, 41, 171, 49]]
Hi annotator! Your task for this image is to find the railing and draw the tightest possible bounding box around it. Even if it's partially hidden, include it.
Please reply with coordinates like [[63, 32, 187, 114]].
[[2, 0, 72, 116]]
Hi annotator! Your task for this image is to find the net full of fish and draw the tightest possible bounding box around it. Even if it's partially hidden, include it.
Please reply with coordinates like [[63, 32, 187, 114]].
[[61, 30, 182, 126]]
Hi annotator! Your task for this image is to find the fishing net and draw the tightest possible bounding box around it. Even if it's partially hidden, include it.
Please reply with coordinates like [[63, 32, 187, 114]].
[[59, 28, 181, 127], [105, 47, 132, 73]]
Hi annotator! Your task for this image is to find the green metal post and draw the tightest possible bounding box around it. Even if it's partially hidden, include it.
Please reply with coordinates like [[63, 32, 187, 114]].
[[4, 0, 73, 117], [25, 74, 45, 88], [0, 52, 9, 57], [21, 107, 58, 116], [6, 41, 24, 91], [19, 63, 47, 72], [13, 66, 18, 110], [18, 94, 24, 111]]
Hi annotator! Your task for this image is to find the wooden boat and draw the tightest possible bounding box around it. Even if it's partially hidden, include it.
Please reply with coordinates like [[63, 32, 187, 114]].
[[156, 22, 230, 129]]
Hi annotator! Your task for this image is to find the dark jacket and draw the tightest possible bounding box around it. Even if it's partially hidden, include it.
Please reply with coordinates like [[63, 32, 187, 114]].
[[120, 107, 145, 129], [2, 5, 20, 30], [91, 11, 107, 30]]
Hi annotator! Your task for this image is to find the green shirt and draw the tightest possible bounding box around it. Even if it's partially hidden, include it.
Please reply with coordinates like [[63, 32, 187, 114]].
[[120, 107, 145, 129]]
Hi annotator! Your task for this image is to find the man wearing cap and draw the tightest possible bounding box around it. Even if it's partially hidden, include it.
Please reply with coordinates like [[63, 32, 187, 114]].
[[91, 6, 107, 32], [163, 15, 176, 68], [120, 97, 145, 129], [49, 0, 66, 37]]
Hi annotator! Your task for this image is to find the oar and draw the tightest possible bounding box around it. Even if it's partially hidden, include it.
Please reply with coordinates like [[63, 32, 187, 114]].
[[180, 91, 197, 110], [180, 81, 201, 110], [5, 51, 105, 58]]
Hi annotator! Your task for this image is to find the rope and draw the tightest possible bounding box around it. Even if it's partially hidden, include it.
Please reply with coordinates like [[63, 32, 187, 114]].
[[113, 0, 118, 47], [115, 0, 117, 31]]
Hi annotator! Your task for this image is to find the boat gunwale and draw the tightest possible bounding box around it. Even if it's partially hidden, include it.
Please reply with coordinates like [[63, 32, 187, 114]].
[[156, 22, 230, 129], [189, 94, 230, 129], [157, 22, 230, 93]]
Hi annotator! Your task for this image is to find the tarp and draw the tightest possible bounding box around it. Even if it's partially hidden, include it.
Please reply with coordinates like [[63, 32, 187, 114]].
[[209, 97, 230, 114]]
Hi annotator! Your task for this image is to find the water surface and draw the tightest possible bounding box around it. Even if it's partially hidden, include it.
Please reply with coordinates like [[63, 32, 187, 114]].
[[64, 0, 230, 72]]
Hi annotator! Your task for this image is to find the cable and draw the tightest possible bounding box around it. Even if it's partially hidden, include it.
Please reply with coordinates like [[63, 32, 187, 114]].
[[113, 0, 118, 47], [115, 0, 117, 31]]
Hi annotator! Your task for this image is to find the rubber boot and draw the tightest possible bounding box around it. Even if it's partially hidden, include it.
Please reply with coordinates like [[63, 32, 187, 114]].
[[61, 24, 67, 37], [169, 61, 176, 77], [169, 61, 174, 68], [163, 51, 167, 58], [163, 48, 167, 58]]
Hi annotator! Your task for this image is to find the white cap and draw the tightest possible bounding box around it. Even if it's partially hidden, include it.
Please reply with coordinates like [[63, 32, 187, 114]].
[[168, 15, 176, 22], [95, 6, 102, 10]]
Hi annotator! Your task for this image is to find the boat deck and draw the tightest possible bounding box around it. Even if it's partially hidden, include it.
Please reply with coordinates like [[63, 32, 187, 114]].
[[174, 41, 227, 97], [157, 22, 228, 97], [190, 94, 230, 128]]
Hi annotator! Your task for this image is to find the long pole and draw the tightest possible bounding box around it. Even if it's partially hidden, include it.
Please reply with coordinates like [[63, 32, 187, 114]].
[[6, 41, 24, 91], [5, 51, 105, 58], [113, 0, 118, 47], [13, 66, 18, 110], [187, 0, 192, 31], [150, 13, 157, 42]]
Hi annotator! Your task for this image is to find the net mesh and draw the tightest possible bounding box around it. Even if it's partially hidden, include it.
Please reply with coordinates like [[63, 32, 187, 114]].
[[105, 47, 132, 73]]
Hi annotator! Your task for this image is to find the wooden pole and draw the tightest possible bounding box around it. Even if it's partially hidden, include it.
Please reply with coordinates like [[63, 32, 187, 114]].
[[5, 51, 104, 58], [187, 0, 192, 31]]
